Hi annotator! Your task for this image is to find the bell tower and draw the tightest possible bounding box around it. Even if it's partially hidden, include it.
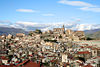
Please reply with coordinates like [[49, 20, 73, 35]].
[[62, 25, 65, 34], [63, 25, 64, 29]]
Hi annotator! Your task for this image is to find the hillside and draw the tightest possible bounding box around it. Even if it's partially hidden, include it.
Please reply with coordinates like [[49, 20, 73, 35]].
[[84, 28, 100, 34], [85, 31, 100, 40], [0, 27, 28, 35], [0, 26, 100, 39]]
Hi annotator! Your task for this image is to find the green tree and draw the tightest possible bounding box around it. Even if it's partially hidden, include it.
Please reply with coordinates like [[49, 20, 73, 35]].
[[35, 29, 42, 34]]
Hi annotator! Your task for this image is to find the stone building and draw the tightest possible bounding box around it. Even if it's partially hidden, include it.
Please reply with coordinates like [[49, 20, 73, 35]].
[[66, 29, 73, 36], [73, 31, 85, 40], [62, 53, 68, 62], [16, 33, 25, 37], [53, 25, 65, 34], [53, 25, 85, 41]]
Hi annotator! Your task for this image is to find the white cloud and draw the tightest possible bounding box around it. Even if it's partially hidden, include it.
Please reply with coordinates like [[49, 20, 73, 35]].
[[16, 21, 38, 26], [75, 24, 92, 31], [58, 0, 100, 12], [80, 7, 100, 12], [58, 0, 95, 7], [0, 20, 11, 23], [16, 9, 36, 13], [0, 20, 12, 27], [4, 21, 100, 31], [42, 14, 54, 16]]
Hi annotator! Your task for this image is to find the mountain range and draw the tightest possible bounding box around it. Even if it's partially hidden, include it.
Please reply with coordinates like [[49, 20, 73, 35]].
[[0, 23, 100, 39], [0, 27, 28, 35], [85, 29, 100, 40], [32, 23, 100, 31], [84, 28, 100, 34], [11, 22, 100, 31]]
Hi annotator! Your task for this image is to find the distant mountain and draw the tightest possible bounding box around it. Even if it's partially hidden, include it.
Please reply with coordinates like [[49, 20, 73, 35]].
[[84, 28, 100, 34], [12, 22, 100, 31], [0, 27, 28, 35], [40, 23, 100, 31], [84, 29, 100, 40], [86, 31, 100, 40], [0, 23, 100, 38]]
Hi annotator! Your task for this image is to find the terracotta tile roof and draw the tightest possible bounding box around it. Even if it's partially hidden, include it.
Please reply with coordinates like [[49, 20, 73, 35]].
[[75, 31, 84, 32], [22, 61, 41, 67], [76, 60, 83, 63], [77, 51, 90, 54], [66, 62, 70, 65], [0, 65, 15, 67], [92, 47, 100, 50], [15, 61, 20, 63], [1, 56, 8, 60], [16, 59, 29, 67], [83, 63, 94, 67], [86, 46, 92, 48], [80, 46, 84, 48], [93, 56, 100, 59], [29, 54, 33, 57], [50, 59, 57, 63], [39, 55, 45, 59], [47, 56, 55, 57], [82, 44, 88, 45]]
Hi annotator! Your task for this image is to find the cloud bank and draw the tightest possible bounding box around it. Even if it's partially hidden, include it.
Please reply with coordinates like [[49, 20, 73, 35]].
[[8, 21, 100, 31], [58, 0, 100, 12]]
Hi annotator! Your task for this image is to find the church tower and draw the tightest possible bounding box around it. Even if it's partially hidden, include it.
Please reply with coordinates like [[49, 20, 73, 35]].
[[62, 25, 65, 34], [63, 25, 65, 29]]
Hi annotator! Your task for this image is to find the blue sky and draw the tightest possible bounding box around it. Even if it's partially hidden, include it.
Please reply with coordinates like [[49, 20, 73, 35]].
[[0, 0, 100, 28]]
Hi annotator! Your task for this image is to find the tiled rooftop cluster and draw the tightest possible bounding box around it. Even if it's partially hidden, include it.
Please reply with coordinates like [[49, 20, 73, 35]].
[[0, 26, 100, 67]]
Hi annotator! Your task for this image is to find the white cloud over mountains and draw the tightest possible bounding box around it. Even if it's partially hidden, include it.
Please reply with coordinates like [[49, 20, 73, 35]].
[[9, 21, 100, 31], [16, 21, 38, 26], [58, 0, 100, 12]]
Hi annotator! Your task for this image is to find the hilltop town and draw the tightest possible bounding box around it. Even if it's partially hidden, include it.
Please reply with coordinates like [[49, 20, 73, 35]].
[[0, 25, 100, 67]]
